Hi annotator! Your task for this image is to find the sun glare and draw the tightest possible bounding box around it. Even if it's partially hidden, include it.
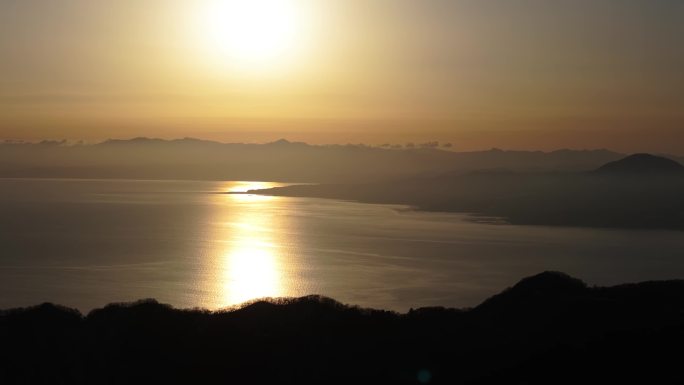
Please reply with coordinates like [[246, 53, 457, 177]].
[[196, 0, 307, 72]]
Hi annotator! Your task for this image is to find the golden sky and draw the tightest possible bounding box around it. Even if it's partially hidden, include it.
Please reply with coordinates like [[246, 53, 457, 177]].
[[1, 0, 683, 152]]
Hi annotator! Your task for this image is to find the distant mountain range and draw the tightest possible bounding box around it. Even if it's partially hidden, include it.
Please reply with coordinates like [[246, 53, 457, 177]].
[[4, 138, 683, 229], [3, 137, 682, 182]]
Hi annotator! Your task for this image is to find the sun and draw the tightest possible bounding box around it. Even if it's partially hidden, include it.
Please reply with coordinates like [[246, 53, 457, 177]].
[[196, 0, 306, 71]]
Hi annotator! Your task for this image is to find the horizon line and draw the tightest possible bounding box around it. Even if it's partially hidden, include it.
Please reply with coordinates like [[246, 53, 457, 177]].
[[4, 136, 681, 157]]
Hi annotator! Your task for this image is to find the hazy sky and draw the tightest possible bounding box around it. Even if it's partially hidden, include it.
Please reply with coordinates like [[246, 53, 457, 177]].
[[1, 0, 683, 152]]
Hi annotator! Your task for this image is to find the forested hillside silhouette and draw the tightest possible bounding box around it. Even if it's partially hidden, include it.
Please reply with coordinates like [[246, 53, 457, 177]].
[[3, 271, 684, 384]]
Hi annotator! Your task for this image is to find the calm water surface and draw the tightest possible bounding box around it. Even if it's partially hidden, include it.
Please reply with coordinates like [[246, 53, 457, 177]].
[[2, 178, 684, 312]]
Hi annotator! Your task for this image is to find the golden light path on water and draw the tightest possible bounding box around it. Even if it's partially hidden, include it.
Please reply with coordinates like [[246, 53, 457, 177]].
[[207, 181, 288, 307]]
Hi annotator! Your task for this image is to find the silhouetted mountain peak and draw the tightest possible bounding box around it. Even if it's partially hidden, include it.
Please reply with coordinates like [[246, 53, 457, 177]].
[[594, 153, 684, 176], [475, 272, 587, 314], [271, 138, 291, 145], [512, 271, 587, 293], [267, 138, 309, 147]]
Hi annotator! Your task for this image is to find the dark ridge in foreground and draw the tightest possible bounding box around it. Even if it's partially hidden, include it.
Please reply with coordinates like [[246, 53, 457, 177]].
[[3, 272, 684, 384]]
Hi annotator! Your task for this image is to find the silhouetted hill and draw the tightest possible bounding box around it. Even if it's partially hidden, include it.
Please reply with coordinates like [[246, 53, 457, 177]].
[[3, 272, 684, 384], [475, 271, 587, 313], [594, 153, 684, 176]]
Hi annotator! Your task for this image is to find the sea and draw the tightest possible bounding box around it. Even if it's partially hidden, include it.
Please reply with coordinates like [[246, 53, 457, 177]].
[[2, 178, 684, 312]]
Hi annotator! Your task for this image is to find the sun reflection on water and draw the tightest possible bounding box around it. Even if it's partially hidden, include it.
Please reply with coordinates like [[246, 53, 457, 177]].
[[224, 234, 281, 305], [208, 181, 288, 308], [227, 181, 279, 193]]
